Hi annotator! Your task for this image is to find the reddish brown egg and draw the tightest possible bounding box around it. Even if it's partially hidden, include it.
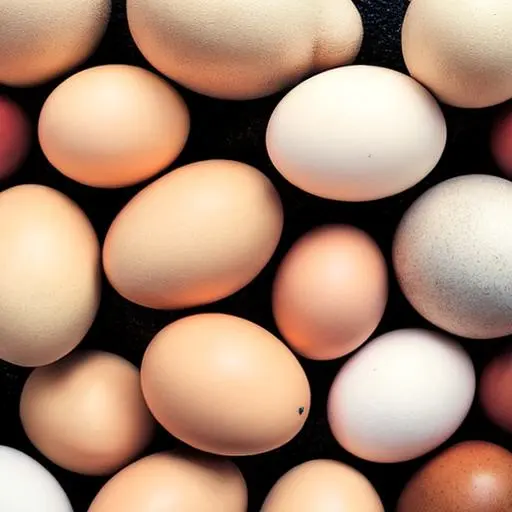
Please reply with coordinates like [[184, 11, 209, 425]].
[[480, 350, 512, 434], [0, 97, 29, 179], [397, 441, 512, 512], [492, 106, 512, 177]]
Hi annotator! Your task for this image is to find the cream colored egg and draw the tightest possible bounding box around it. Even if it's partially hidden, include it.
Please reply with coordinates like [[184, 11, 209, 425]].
[[0, 0, 110, 87], [0, 185, 100, 367], [103, 160, 283, 309], [127, 0, 363, 99], [402, 0, 512, 108], [39, 65, 190, 188]]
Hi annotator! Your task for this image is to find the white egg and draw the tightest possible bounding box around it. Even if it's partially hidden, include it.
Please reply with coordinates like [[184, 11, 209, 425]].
[[327, 329, 475, 463], [0, 446, 73, 511]]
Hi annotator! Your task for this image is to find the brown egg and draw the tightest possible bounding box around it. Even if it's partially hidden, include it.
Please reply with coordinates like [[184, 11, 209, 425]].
[[141, 313, 310, 456], [397, 441, 512, 512], [103, 160, 283, 309], [0, 185, 100, 367], [273, 225, 387, 360], [480, 350, 512, 434], [39, 65, 189, 188], [0, 0, 110, 86], [20, 350, 154, 475], [88, 451, 247, 512], [262, 459, 384, 512]]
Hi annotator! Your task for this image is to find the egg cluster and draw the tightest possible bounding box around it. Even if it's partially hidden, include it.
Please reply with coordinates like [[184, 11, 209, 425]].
[[0, 0, 511, 511]]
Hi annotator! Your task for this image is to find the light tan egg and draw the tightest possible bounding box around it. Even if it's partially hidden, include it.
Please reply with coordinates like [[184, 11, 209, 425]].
[[0, 0, 110, 87], [127, 0, 363, 99], [20, 350, 155, 476], [0, 185, 100, 367], [103, 160, 283, 309], [88, 451, 247, 512], [402, 0, 512, 108], [141, 313, 311, 456], [262, 459, 383, 512], [39, 65, 190, 188]]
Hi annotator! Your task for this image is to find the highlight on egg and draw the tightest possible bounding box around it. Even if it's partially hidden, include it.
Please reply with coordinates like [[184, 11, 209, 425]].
[[39, 65, 190, 188], [141, 313, 311, 456], [103, 160, 283, 310], [127, 0, 363, 99], [88, 451, 248, 512], [402, 0, 512, 108], [273, 225, 388, 360], [266, 65, 447, 201], [393, 174, 512, 339], [327, 329, 475, 463], [0, 185, 101, 367], [0, 0, 111, 86]]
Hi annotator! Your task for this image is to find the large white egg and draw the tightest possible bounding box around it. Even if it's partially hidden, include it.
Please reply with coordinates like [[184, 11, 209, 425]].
[[327, 329, 475, 463], [393, 174, 512, 339], [266, 65, 447, 201], [0, 446, 72, 511]]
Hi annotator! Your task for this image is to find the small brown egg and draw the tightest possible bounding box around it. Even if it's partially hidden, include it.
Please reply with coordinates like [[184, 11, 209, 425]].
[[103, 160, 283, 309], [0, 185, 100, 367], [262, 459, 384, 512], [273, 225, 388, 360], [88, 451, 247, 512], [39, 65, 190, 188], [480, 350, 512, 434], [141, 313, 310, 456], [397, 441, 512, 512], [0, 0, 110, 86], [20, 350, 154, 475]]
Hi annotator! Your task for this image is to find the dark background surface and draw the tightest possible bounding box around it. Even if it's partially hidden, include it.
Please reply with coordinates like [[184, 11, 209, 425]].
[[0, 0, 510, 510]]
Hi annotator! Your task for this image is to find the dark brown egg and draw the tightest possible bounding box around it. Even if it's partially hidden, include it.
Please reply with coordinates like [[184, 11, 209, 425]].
[[397, 441, 512, 512]]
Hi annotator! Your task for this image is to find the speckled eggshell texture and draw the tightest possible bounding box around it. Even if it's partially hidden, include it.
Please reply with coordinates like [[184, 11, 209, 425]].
[[393, 174, 512, 339]]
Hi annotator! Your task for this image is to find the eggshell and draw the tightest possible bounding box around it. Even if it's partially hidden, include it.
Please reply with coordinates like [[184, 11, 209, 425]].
[[0, 185, 100, 367], [261, 459, 384, 512], [127, 0, 363, 99], [0, 0, 110, 86], [20, 350, 154, 475], [402, 0, 512, 108], [39, 65, 190, 188], [88, 451, 247, 512], [397, 441, 512, 512], [266, 65, 447, 201], [0, 446, 72, 512], [393, 174, 512, 339], [480, 350, 512, 434], [273, 225, 388, 360], [0, 97, 29, 179], [327, 329, 475, 463], [141, 313, 310, 456], [492, 106, 512, 177], [104, 160, 283, 309]]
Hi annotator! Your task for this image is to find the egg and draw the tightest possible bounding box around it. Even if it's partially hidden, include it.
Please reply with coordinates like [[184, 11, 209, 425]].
[[261, 459, 384, 512], [0, 0, 110, 86], [492, 106, 512, 177], [393, 174, 512, 339], [266, 65, 446, 201], [273, 225, 388, 360], [0, 185, 100, 367], [480, 350, 512, 434], [327, 329, 475, 463], [141, 313, 310, 456], [88, 451, 247, 512], [126, 0, 362, 99], [20, 350, 154, 475], [402, 0, 512, 108], [397, 441, 512, 512], [104, 160, 283, 309], [0, 446, 72, 512], [39, 65, 190, 188], [0, 97, 29, 179]]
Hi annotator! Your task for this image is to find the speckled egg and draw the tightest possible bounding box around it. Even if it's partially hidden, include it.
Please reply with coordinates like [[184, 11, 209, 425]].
[[393, 174, 512, 339]]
